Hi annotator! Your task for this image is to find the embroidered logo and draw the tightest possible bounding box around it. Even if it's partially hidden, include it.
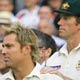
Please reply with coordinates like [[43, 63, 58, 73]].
[[76, 60, 80, 70], [61, 2, 70, 10]]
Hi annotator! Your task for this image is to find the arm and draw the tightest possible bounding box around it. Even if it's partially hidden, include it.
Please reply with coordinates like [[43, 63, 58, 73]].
[[40, 67, 73, 80]]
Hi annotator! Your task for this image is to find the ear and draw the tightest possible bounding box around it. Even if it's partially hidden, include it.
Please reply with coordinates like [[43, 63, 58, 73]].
[[22, 45, 31, 55]]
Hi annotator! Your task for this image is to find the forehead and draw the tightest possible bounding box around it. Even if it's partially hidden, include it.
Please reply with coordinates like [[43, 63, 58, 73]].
[[4, 33, 17, 43]]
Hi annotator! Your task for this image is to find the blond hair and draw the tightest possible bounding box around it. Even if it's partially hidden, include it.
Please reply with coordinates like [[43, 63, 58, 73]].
[[4, 22, 40, 62]]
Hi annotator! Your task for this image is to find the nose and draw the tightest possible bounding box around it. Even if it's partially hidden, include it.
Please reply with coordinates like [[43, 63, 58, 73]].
[[58, 18, 64, 26], [2, 47, 7, 56]]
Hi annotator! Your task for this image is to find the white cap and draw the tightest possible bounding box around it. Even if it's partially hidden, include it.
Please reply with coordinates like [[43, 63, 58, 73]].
[[0, 11, 12, 24]]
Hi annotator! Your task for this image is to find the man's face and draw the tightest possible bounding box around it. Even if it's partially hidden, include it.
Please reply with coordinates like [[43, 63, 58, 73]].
[[58, 15, 79, 39], [38, 6, 52, 20], [0, 0, 13, 11], [2, 33, 24, 68]]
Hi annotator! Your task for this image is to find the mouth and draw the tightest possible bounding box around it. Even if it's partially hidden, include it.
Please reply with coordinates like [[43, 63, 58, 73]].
[[59, 27, 65, 32], [4, 57, 9, 62]]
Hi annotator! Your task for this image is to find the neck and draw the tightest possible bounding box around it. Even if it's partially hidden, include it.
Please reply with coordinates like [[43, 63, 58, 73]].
[[12, 59, 35, 80], [27, 5, 36, 12], [67, 33, 80, 53]]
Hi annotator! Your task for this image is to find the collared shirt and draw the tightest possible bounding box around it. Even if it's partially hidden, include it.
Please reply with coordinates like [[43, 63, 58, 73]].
[[16, 6, 40, 29], [23, 63, 63, 80], [8, 63, 63, 80], [0, 69, 14, 80], [47, 43, 80, 80]]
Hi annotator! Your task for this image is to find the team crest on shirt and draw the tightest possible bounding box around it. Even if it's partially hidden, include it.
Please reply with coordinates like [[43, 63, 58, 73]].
[[76, 60, 80, 70]]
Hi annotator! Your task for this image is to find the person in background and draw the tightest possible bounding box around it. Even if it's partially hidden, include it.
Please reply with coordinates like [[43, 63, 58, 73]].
[[32, 29, 57, 67], [38, 5, 54, 22], [40, 0, 80, 80], [38, 19, 66, 48], [2, 22, 64, 80], [16, 0, 40, 28], [0, 0, 18, 22]]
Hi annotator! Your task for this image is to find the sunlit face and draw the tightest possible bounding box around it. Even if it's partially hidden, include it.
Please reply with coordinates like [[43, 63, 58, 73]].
[[0, 0, 13, 11], [58, 15, 79, 39], [38, 6, 52, 20], [2, 33, 25, 68]]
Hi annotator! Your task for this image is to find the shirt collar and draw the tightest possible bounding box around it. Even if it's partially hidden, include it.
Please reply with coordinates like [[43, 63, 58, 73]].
[[59, 43, 68, 56], [23, 62, 41, 80], [74, 43, 80, 50], [59, 43, 80, 56], [0, 69, 14, 80]]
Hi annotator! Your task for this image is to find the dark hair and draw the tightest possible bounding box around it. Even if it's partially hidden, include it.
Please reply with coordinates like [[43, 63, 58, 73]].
[[32, 29, 57, 57]]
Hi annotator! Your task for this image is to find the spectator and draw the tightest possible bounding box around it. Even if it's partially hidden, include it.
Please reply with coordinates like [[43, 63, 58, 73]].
[[16, 0, 40, 28], [38, 20, 66, 48], [0, 0, 18, 22], [38, 5, 54, 22], [32, 29, 57, 67]]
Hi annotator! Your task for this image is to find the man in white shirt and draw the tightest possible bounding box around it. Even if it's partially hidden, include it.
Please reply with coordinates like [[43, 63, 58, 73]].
[[40, 0, 80, 80], [16, 0, 40, 28], [2, 23, 64, 80]]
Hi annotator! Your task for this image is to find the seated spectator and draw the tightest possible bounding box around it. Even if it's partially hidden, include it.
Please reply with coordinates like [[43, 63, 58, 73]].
[[32, 29, 57, 67], [38, 20, 66, 48], [0, 0, 18, 22], [16, 0, 40, 28], [38, 5, 54, 22]]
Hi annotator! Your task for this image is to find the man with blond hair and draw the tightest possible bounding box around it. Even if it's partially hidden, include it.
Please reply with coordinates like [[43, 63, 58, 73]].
[[2, 23, 64, 80]]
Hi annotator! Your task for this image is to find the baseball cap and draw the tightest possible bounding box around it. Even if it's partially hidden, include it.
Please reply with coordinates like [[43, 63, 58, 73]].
[[0, 11, 12, 24], [54, 0, 80, 16]]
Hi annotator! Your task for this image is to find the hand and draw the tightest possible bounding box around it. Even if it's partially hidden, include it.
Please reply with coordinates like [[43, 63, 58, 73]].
[[40, 67, 73, 80]]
